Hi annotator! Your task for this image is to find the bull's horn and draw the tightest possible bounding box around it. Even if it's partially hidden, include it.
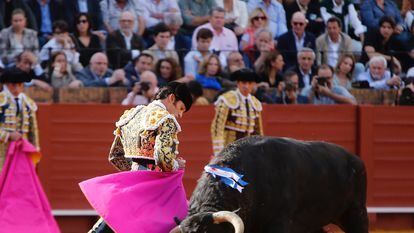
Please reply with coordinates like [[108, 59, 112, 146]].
[[212, 211, 244, 233], [169, 225, 182, 233]]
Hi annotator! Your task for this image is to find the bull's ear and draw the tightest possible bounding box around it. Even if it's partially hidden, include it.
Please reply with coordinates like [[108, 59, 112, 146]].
[[174, 217, 182, 225]]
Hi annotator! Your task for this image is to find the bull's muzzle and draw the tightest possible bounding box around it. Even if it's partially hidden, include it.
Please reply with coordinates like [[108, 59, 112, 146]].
[[169, 211, 244, 233]]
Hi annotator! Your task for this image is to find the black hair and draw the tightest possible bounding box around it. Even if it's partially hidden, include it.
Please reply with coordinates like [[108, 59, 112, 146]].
[[327, 16, 342, 29], [196, 28, 214, 40], [379, 16, 396, 29], [153, 22, 170, 37]]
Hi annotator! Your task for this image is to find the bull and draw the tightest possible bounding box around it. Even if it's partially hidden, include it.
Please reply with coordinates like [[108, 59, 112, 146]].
[[170, 136, 368, 233]]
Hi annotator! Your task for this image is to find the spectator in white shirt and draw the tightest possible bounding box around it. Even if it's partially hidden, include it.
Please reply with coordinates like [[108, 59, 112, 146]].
[[184, 28, 226, 76], [137, 0, 181, 29], [356, 56, 402, 90], [315, 17, 353, 67], [215, 0, 248, 36]]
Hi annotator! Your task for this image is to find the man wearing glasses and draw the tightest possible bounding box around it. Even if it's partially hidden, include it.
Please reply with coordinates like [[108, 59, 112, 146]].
[[277, 11, 316, 70]]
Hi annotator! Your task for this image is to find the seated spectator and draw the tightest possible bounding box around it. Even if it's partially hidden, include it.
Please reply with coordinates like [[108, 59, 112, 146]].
[[13, 51, 51, 92], [284, 0, 325, 36], [178, 0, 217, 35], [302, 64, 357, 104], [224, 51, 246, 74], [63, 0, 104, 32], [164, 13, 191, 65], [191, 7, 238, 57], [39, 20, 82, 69], [154, 58, 182, 87], [76, 52, 128, 87], [124, 52, 154, 85], [288, 47, 317, 89], [137, 0, 181, 29], [277, 12, 316, 70], [240, 8, 269, 51], [356, 56, 402, 90], [187, 80, 210, 105], [402, 0, 414, 29], [247, 0, 287, 38], [147, 23, 179, 65], [316, 17, 353, 67], [196, 54, 223, 91], [45, 51, 82, 88], [0, 0, 38, 31], [246, 28, 275, 70], [216, 0, 248, 36], [320, 0, 366, 50], [73, 13, 102, 68], [106, 11, 145, 69], [333, 54, 356, 90], [406, 20, 414, 69], [184, 28, 226, 76], [100, 0, 144, 35], [361, 16, 409, 71], [121, 70, 159, 105], [273, 70, 308, 104], [27, 0, 64, 46], [0, 9, 39, 67], [257, 51, 285, 88], [360, 0, 405, 34], [398, 67, 414, 105]]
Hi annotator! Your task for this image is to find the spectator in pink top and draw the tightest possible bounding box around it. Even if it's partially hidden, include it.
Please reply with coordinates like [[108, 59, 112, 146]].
[[191, 7, 238, 56]]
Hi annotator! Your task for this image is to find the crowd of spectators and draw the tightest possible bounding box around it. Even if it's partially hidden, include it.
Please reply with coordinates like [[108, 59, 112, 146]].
[[0, 0, 413, 106]]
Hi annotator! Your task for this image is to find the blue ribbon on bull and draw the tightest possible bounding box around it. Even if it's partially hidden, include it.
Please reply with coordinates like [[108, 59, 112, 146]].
[[204, 165, 248, 193]]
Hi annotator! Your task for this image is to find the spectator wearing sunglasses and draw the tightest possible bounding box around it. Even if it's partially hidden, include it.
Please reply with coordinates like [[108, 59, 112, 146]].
[[247, 0, 287, 39], [240, 7, 269, 51], [277, 11, 316, 70], [73, 13, 103, 68]]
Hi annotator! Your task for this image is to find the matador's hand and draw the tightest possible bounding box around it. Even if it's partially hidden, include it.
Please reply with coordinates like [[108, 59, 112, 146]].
[[177, 157, 186, 169]]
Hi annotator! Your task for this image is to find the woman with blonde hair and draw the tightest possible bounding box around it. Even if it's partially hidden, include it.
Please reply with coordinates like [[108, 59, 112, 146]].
[[196, 54, 223, 91], [333, 54, 356, 90], [240, 8, 269, 51]]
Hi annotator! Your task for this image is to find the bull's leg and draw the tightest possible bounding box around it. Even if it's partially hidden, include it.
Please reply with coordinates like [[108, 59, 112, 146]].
[[338, 206, 368, 233]]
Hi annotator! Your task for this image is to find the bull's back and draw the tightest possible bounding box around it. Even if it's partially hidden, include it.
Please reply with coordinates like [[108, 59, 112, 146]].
[[214, 136, 366, 231]]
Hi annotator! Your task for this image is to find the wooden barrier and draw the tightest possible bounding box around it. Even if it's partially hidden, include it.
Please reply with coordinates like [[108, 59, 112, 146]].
[[34, 104, 414, 231], [25, 87, 401, 105]]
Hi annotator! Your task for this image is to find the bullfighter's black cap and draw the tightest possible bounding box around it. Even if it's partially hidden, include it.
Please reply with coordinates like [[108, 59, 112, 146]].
[[230, 68, 260, 83], [167, 81, 193, 112], [0, 67, 32, 83]]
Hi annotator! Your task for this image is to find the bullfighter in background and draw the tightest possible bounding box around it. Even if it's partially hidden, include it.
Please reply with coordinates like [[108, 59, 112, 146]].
[[211, 68, 263, 156]]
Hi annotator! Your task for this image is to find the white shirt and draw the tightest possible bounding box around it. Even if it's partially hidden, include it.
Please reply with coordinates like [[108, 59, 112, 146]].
[[300, 68, 312, 88], [327, 36, 341, 67], [137, 0, 180, 28], [184, 50, 227, 76], [293, 32, 305, 52], [77, 0, 88, 13]]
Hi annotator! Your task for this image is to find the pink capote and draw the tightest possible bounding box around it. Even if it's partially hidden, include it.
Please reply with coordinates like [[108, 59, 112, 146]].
[[79, 170, 188, 233], [0, 139, 60, 233]]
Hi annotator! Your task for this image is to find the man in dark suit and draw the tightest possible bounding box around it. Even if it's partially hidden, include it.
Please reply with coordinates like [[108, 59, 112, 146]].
[[63, 0, 104, 32], [288, 47, 317, 89], [106, 11, 145, 69], [284, 0, 324, 36], [165, 13, 191, 67], [27, 0, 64, 46], [277, 11, 316, 70]]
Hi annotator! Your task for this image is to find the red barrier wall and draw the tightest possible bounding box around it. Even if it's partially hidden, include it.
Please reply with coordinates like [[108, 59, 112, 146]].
[[34, 104, 414, 231]]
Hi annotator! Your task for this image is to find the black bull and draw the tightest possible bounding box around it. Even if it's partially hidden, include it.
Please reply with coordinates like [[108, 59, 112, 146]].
[[172, 136, 368, 233]]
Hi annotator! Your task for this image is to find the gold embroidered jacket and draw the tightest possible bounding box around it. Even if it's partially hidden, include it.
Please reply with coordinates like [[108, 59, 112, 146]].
[[211, 90, 263, 156], [0, 91, 40, 172], [108, 100, 181, 172]]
